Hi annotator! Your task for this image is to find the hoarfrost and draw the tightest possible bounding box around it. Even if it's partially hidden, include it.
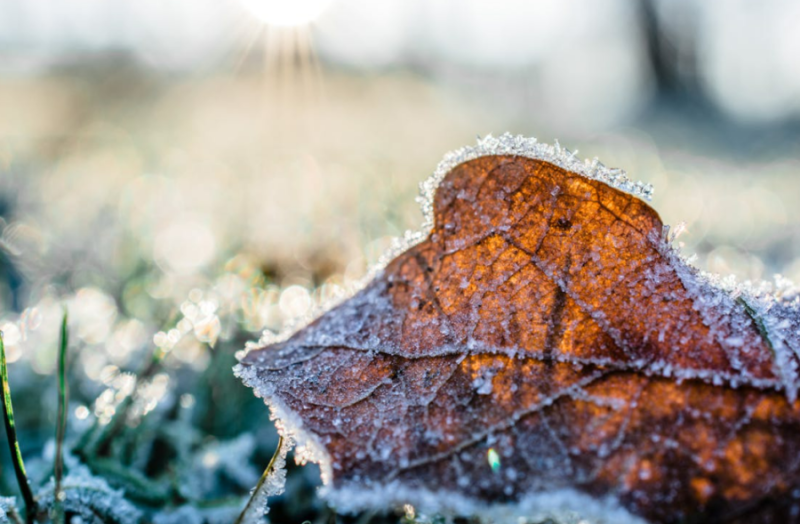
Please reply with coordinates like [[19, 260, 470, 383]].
[[36, 463, 142, 524], [326, 483, 646, 524], [235, 363, 333, 485], [237, 434, 293, 524], [417, 133, 654, 234]]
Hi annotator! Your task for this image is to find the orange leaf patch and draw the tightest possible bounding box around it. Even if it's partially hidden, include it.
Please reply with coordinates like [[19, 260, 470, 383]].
[[237, 135, 800, 523]]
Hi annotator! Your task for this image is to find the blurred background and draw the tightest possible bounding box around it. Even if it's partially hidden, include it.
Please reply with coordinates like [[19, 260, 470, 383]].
[[0, 0, 799, 518]]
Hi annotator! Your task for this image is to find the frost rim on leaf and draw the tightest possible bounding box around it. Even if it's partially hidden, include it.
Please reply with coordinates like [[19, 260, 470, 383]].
[[325, 483, 648, 524], [379, 133, 655, 276], [233, 363, 333, 484], [418, 133, 654, 231]]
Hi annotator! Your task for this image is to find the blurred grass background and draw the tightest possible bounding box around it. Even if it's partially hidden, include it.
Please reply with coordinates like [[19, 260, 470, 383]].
[[0, 0, 799, 520]]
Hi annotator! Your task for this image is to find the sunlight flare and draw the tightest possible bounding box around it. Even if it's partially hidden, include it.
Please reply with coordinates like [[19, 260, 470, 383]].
[[239, 0, 333, 27]]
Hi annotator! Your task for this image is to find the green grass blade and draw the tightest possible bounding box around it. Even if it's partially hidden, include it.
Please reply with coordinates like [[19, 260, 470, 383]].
[[0, 331, 37, 522], [234, 436, 284, 524], [53, 310, 69, 524]]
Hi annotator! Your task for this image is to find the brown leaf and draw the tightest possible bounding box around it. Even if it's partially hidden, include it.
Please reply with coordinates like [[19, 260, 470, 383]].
[[237, 136, 800, 523]]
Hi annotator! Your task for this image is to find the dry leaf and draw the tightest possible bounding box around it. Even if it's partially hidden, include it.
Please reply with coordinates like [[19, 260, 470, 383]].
[[237, 135, 800, 524]]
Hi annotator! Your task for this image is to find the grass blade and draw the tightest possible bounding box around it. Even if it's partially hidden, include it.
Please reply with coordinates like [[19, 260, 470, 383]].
[[53, 310, 69, 524], [0, 331, 37, 522], [234, 435, 284, 524]]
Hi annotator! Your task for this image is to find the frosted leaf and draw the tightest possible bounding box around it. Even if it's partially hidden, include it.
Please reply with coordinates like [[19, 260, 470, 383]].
[[36, 464, 142, 524], [237, 141, 800, 523]]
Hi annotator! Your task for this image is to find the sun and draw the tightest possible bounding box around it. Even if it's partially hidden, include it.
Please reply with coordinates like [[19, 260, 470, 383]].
[[239, 0, 334, 27]]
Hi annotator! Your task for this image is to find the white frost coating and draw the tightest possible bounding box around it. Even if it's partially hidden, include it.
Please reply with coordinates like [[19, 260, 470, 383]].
[[654, 230, 800, 401], [325, 482, 647, 524], [36, 464, 142, 524], [234, 363, 333, 486], [418, 133, 654, 232], [376, 133, 654, 275], [727, 276, 800, 400], [238, 435, 292, 524]]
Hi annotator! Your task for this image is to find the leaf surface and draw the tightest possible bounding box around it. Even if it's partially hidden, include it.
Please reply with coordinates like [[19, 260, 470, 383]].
[[238, 143, 800, 523]]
